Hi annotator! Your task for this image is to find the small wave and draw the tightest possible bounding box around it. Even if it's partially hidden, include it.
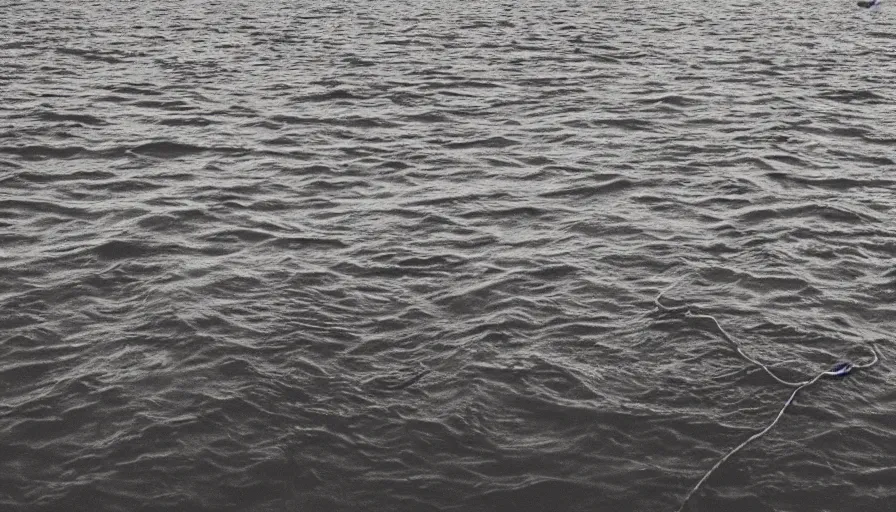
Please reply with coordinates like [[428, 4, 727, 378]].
[[589, 117, 656, 131], [92, 239, 176, 260], [459, 206, 551, 219], [136, 214, 180, 232], [540, 178, 634, 198], [761, 153, 817, 168], [296, 89, 361, 102], [200, 228, 276, 244], [83, 179, 164, 193], [13, 170, 116, 183], [130, 100, 195, 111], [364, 369, 430, 390], [0, 198, 90, 217], [0, 145, 86, 160], [424, 80, 504, 90], [375, 160, 411, 170], [103, 84, 163, 96], [737, 204, 876, 225], [56, 47, 123, 64], [818, 89, 887, 104], [471, 478, 597, 511], [635, 94, 701, 107], [35, 112, 109, 126], [262, 236, 348, 250], [405, 191, 510, 207], [341, 56, 376, 67], [766, 172, 896, 191], [444, 136, 520, 149], [129, 141, 245, 158], [739, 275, 813, 293], [825, 149, 895, 167], [402, 111, 452, 123], [394, 254, 465, 268], [268, 115, 400, 129], [157, 117, 215, 126], [0, 41, 30, 50]]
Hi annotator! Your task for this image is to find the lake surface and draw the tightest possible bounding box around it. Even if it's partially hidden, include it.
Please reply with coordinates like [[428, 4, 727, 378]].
[[2, 1, 895, 510]]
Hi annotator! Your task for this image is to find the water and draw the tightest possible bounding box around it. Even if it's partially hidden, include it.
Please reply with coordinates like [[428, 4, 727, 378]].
[[2, 1, 895, 510]]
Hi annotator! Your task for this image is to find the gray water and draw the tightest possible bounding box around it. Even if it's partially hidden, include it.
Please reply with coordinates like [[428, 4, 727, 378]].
[[2, 0, 895, 511]]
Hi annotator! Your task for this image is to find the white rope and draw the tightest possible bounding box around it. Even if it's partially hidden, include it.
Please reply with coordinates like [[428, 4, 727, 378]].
[[653, 276, 879, 511]]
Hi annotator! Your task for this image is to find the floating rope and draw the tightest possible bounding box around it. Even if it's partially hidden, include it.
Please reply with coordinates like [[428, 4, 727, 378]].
[[654, 276, 879, 512]]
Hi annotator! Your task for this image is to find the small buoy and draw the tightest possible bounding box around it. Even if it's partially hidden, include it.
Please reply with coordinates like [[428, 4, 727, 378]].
[[857, 0, 881, 10], [829, 361, 854, 377]]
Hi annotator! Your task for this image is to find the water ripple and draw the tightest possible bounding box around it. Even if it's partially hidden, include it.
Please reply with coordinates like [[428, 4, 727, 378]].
[[1, 0, 894, 511]]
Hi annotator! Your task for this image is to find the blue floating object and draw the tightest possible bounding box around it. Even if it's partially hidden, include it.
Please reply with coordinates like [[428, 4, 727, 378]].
[[830, 362, 853, 377]]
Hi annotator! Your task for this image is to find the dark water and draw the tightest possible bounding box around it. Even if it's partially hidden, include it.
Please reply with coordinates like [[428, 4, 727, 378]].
[[2, 0, 895, 510]]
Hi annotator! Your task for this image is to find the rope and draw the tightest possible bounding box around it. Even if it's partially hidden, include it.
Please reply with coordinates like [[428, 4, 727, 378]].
[[653, 275, 879, 512]]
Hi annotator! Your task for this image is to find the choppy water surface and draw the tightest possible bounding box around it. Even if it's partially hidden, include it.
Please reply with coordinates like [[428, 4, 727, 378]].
[[2, 0, 895, 510]]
